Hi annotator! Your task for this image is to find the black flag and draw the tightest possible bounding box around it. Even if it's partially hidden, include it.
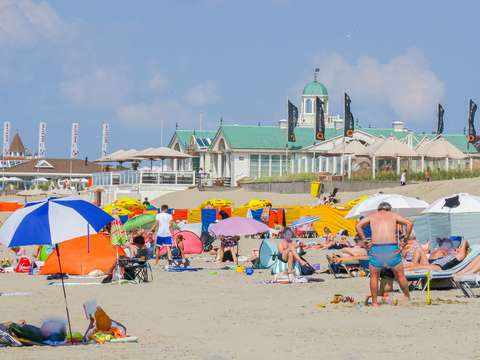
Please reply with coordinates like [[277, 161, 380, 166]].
[[344, 93, 354, 137], [315, 97, 325, 141], [287, 100, 298, 142], [437, 104, 444, 135], [467, 99, 477, 143]]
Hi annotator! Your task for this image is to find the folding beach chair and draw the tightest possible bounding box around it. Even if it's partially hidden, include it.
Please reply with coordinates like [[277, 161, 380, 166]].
[[122, 259, 153, 283]]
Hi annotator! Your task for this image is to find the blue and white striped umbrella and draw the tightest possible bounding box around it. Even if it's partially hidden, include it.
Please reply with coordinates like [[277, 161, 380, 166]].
[[0, 197, 114, 247], [289, 216, 320, 229]]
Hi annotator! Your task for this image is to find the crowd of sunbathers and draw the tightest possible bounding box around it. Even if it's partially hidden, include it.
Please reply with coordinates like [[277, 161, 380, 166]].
[[323, 233, 480, 275]]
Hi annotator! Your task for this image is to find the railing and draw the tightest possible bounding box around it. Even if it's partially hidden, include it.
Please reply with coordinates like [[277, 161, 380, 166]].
[[92, 170, 196, 186]]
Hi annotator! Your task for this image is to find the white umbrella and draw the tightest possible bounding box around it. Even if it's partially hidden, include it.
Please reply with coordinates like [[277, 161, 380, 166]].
[[32, 177, 49, 183], [7, 177, 23, 182], [346, 194, 429, 219], [423, 193, 480, 214]]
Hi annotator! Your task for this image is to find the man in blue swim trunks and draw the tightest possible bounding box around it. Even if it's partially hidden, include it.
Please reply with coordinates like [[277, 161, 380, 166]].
[[356, 202, 413, 307], [151, 204, 174, 265]]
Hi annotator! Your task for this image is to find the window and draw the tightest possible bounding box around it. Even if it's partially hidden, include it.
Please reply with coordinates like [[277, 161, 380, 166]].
[[281, 155, 287, 175], [271, 155, 280, 176], [260, 155, 270, 177], [250, 155, 259, 178], [305, 98, 313, 114]]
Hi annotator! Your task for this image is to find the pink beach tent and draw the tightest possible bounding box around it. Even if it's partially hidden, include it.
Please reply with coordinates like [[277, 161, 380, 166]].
[[157, 230, 203, 256]]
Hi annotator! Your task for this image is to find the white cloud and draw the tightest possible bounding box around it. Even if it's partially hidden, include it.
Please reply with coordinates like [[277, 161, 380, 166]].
[[148, 72, 169, 93], [185, 80, 220, 106], [0, 0, 64, 45], [313, 49, 445, 123], [117, 99, 189, 128], [61, 68, 130, 107]]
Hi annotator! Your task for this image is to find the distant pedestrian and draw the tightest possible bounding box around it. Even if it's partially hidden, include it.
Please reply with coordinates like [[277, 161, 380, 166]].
[[143, 197, 151, 208], [424, 167, 432, 182], [400, 170, 407, 186]]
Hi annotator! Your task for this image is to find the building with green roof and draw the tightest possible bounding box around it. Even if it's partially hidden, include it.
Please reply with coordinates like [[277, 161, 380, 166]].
[[167, 72, 479, 186]]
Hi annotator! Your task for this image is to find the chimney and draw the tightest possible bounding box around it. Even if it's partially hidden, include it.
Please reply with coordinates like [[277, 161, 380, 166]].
[[278, 119, 288, 129], [392, 121, 405, 132]]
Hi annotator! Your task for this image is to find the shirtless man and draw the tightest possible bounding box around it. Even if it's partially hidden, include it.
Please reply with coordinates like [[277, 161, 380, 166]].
[[356, 202, 413, 307], [277, 228, 307, 274]]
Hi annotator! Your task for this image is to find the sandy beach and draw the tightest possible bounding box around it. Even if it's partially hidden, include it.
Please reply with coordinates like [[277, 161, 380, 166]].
[[1, 179, 480, 359], [1, 238, 479, 360]]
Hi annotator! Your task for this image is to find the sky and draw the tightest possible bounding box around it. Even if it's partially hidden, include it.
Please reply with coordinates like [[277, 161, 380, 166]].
[[1, 0, 479, 158]]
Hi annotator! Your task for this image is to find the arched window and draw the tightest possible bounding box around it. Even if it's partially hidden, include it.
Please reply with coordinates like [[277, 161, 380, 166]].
[[305, 98, 313, 114]]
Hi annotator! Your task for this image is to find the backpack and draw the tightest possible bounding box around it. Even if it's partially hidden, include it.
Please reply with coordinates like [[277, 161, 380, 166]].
[[15, 256, 31, 273]]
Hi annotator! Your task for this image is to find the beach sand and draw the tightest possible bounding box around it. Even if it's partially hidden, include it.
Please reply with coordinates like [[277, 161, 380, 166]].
[[153, 177, 480, 208], [1, 179, 480, 359], [1, 239, 479, 360]]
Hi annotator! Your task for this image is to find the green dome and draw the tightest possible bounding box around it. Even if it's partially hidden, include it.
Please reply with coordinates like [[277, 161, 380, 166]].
[[303, 81, 328, 96]]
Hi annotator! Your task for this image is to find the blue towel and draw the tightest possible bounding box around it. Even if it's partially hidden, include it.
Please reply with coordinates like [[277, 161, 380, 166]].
[[250, 209, 263, 222], [201, 208, 217, 233]]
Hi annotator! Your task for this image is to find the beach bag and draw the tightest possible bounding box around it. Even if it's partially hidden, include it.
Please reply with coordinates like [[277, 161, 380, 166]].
[[300, 262, 315, 276], [300, 257, 315, 276], [15, 256, 31, 273]]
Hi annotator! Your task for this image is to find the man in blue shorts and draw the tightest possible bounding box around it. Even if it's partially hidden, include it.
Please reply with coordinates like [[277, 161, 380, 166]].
[[356, 202, 413, 307], [151, 204, 174, 265]]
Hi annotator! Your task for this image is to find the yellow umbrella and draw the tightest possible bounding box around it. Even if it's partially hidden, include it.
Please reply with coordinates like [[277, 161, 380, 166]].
[[103, 204, 132, 216], [113, 197, 145, 211], [200, 198, 234, 208], [243, 199, 272, 209]]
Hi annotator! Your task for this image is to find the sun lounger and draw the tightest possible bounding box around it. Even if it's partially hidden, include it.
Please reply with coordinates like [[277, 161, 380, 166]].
[[405, 246, 480, 289], [326, 255, 369, 278], [452, 274, 480, 298]]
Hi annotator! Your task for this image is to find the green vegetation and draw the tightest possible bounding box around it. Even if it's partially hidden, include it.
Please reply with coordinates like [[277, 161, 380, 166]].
[[240, 169, 480, 184], [240, 173, 318, 184]]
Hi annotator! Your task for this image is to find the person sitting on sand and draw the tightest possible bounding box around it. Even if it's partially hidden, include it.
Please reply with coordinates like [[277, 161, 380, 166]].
[[277, 228, 307, 274], [313, 227, 335, 249], [216, 235, 239, 263], [171, 234, 190, 267], [84, 306, 126, 343], [405, 239, 470, 271]]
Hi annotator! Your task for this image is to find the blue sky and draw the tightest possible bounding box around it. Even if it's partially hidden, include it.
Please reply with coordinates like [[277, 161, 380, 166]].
[[1, 0, 479, 158]]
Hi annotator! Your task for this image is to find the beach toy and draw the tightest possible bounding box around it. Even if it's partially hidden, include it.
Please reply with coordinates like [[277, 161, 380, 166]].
[[312, 263, 321, 271], [245, 267, 254, 276], [235, 265, 245, 273]]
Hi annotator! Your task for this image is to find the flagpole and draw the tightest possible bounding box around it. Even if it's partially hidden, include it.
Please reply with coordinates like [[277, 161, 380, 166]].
[[285, 97, 289, 175]]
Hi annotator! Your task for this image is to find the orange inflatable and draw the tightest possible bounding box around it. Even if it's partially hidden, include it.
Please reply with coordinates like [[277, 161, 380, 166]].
[[40, 234, 125, 275]]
